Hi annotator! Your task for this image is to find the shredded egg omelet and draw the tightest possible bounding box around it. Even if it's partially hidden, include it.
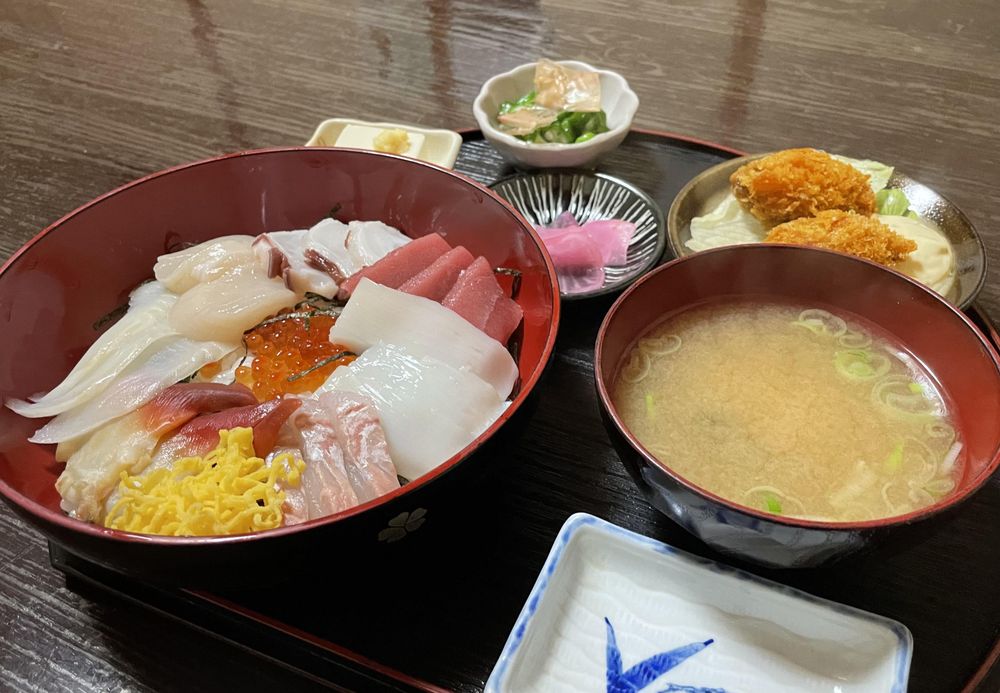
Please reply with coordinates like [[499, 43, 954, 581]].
[[103, 427, 304, 536]]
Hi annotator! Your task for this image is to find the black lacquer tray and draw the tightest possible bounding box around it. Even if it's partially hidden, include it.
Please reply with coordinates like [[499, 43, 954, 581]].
[[49, 130, 1000, 693]]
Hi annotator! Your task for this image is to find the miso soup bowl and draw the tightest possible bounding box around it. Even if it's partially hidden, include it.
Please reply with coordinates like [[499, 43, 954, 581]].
[[0, 148, 560, 585], [595, 244, 1000, 569]]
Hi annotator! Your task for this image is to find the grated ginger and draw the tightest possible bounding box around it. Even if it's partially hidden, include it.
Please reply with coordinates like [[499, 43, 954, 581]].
[[103, 427, 304, 536], [373, 128, 410, 154]]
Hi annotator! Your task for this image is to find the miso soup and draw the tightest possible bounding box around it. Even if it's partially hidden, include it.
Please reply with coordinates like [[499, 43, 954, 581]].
[[612, 302, 961, 522]]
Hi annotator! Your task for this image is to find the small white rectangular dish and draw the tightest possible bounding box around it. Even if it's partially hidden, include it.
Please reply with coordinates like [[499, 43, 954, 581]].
[[486, 513, 912, 693], [305, 118, 462, 169]]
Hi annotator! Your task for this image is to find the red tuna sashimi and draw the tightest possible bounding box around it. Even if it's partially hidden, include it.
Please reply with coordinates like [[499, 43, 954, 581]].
[[398, 245, 475, 301], [442, 257, 524, 344], [338, 233, 450, 299], [151, 397, 303, 464], [138, 382, 258, 434]]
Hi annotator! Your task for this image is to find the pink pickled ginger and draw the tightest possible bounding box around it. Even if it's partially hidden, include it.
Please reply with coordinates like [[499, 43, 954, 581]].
[[536, 213, 636, 294]]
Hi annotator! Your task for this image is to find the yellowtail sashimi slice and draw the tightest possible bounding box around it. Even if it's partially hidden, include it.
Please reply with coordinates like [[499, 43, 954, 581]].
[[7, 281, 178, 418], [318, 343, 504, 481], [29, 335, 237, 444], [329, 279, 518, 399]]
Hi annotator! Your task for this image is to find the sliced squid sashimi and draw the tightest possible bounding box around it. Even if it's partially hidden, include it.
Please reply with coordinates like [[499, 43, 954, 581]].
[[6, 281, 178, 418], [55, 383, 256, 521], [29, 335, 237, 444], [293, 392, 399, 513], [345, 220, 412, 268], [329, 279, 517, 399], [318, 343, 505, 481], [398, 245, 474, 301], [442, 257, 524, 344], [252, 230, 338, 298], [169, 270, 296, 343], [154, 235, 256, 293], [338, 233, 449, 299], [103, 397, 302, 518], [303, 218, 356, 285]]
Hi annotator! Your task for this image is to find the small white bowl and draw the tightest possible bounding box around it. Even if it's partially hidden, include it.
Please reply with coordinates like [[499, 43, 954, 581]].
[[305, 118, 463, 169], [473, 60, 638, 169]]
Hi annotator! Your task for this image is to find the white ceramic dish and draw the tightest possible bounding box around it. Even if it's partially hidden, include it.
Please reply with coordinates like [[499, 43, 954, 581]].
[[486, 514, 912, 693], [305, 118, 462, 169], [472, 60, 638, 169]]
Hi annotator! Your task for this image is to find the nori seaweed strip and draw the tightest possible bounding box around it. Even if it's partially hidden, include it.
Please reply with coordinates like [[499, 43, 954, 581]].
[[286, 350, 355, 382]]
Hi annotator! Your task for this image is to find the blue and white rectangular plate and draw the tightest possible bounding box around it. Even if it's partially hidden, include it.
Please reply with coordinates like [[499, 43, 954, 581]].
[[486, 513, 912, 693]]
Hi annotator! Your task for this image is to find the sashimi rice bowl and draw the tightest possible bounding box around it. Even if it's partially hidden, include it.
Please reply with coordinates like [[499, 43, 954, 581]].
[[0, 148, 559, 582]]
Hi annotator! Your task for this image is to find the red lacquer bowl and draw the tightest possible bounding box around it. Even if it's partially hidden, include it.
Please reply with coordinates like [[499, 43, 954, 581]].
[[0, 148, 560, 584], [595, 244, 1000, 568]]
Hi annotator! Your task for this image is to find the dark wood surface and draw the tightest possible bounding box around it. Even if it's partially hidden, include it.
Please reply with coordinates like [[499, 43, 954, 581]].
[[2, 1, 999, 691]]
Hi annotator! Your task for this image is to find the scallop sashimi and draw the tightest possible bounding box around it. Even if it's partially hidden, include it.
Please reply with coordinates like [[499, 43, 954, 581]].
[[154, 235, 256, 293], [169, 270, 297, 343]]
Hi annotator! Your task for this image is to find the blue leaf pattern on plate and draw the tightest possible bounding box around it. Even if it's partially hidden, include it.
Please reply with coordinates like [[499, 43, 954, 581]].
[[605, 618, 725, 693]]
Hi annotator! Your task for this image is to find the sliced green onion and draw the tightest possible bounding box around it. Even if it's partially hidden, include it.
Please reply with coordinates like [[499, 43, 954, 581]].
[[764, 494, 782, 514], [792, 308, 847, 338], [884, 441, 904, 472], [645, 393, 655, 417], [908, 381, 923, 394], [834, 349, 891, 380]]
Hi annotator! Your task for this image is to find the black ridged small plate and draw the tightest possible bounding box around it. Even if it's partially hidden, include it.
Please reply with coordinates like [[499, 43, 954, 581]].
[[490, 170, 665, 300]]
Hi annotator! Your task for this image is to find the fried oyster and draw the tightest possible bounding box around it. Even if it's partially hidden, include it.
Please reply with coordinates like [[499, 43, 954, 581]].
[[730, 148, 876, 225], [765, 210, 917, 266]]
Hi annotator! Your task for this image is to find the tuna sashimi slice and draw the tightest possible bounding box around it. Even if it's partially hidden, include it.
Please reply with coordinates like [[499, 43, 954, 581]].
[[398, 246, 475, 301], [338, 233, 449, 299], [485, 298, 525, 348], [442, 257, 524, 344], [441, 257, 499, 331]]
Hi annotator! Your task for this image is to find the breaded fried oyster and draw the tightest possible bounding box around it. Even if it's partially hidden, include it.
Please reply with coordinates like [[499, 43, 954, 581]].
[[765, 210, 917, 266], [730, 148, 877, 225]]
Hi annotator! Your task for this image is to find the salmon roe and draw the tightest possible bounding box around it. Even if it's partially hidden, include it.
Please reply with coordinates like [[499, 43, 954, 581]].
[[235, 308, 355, 401]]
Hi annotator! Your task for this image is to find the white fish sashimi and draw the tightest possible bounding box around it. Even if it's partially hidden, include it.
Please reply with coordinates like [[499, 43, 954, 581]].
[[317, 343, 504, 481], [154, 235, 256, 293], [290, 398, 360, 518], [345, 220, 411, 268], [252, 229, 339, 298], [169, 269, 296, 343], [329, 279, 517, 399], [6, 281, 178, 418], [29, 336, 236, 444]]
